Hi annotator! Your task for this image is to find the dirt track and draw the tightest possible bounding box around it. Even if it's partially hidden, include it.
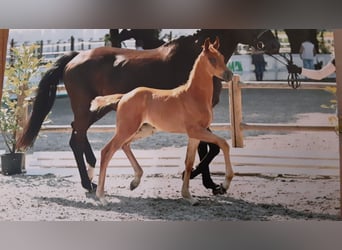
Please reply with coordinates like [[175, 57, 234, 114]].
[[0, 170, 339, 221]]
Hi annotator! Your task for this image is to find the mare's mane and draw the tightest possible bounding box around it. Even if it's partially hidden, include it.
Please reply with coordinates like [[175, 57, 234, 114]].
[[161, 35, 199, 56], [161, 34, 197, 48]]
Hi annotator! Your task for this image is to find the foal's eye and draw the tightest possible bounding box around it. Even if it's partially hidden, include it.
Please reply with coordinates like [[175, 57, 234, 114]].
[[209, 57, 217, 66]]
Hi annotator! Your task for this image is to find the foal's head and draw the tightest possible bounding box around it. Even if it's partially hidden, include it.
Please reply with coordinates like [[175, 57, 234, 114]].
[[202, 37, 233, 82]]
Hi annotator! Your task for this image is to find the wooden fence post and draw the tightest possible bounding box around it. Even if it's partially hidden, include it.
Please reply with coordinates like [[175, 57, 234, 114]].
[[333, 29, 342, 217], [229, 74, 244, 147], [0, 29, 9, 102]]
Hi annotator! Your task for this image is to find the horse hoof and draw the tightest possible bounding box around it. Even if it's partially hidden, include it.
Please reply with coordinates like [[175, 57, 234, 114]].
[[212, 184, 227, 195], [98, 197, 109, 206], [130, 179, 140, 190], [191, 199, 200, 206], [96, 191, 108, 206], [89, 182, 97, 193], [185, 198, 199, 206], [82, 181, 97, 193]]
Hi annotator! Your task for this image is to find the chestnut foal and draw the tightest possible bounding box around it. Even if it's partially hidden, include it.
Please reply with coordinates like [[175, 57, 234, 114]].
[[90, 37, 234, 205]]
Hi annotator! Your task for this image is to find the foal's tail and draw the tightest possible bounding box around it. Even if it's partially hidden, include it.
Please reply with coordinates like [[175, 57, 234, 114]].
[[90, 94, 124, 112], [17, 51, 79, 150]]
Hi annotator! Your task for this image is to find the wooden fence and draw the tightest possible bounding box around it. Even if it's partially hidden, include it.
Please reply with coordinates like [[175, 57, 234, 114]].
[[227, 75, 337, 147], [40, 75, 337, 148]]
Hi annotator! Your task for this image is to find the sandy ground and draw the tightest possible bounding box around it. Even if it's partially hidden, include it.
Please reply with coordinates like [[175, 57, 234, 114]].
[[0, 113, 340, 221]]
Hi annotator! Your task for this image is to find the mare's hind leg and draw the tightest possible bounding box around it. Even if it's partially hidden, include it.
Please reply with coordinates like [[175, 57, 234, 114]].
[[182, 138, 200, 205], [70, 122, 97, 192], [84, 137, 96, 181], [67, 94, 112, 192], [84, 108, 113, 182], [122, 143, 143, 190]]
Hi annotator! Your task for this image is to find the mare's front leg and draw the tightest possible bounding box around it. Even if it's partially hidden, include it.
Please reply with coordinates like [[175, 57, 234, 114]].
[[182, 138, 200, 205], [188, 128, 234, 194], [122, 143, 143, 190], [196, 141, 226, 195], [182, 139, 225, 195]]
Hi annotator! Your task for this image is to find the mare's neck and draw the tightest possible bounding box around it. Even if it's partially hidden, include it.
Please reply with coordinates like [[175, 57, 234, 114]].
[[195, 30, 238, 63]]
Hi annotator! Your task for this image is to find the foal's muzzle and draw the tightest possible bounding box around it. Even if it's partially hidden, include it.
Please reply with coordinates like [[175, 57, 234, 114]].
[[222, 68, 233, 82]]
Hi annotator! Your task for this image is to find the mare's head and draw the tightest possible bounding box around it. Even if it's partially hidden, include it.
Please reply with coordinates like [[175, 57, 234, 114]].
[[237, 29, 280, 55], [201, 37, 233, 82], [197, 29, 280, 57]]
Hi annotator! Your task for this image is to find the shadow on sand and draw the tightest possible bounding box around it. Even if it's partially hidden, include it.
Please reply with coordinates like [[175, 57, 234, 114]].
[[35, 193, 340, 221]]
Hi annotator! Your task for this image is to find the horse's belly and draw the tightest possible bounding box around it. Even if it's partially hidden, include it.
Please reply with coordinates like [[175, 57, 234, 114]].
[[145, 112, 186, 134]]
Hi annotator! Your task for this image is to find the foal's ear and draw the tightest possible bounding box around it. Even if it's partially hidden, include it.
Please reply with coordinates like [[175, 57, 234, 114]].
[[213, 36, 220, 49], [203, 37, 210, 52]]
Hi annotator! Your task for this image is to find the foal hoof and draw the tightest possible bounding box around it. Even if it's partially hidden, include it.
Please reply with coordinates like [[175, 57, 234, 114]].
[[98, 197, 109, 206], [212, 184, 227, 195], [184, 197, 200, 206], [130, 179, 140, 191]]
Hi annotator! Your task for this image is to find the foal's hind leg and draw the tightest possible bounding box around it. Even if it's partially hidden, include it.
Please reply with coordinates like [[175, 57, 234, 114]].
[[182, 138, 200, 205], [122, 143, 143, 190], [97, 134, 130, 205], [97, 121, 141, 205]]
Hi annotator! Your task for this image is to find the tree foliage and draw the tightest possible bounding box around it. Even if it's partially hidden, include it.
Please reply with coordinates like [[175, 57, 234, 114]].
[[0, 45, 43, 153]]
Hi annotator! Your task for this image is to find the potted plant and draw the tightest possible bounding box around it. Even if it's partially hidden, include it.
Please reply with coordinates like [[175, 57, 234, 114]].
[[0, 44, 42, 175]]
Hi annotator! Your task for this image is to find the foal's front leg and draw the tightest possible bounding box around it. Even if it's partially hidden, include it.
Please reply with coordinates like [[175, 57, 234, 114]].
[[182, 138, 200, 205]]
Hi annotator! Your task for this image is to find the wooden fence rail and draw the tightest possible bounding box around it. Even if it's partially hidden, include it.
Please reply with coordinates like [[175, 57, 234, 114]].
[[40, 75, 337, 148]]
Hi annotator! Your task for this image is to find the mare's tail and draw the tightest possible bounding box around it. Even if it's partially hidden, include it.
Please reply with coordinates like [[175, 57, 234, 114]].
[[90, 94, 124, 112], [16, 51, 79, 150]]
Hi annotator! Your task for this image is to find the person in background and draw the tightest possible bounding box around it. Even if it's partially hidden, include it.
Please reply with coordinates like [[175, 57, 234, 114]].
[[299, 40, 316, 69], [251, 48, 267, 81], [287, 58, 335, 80]]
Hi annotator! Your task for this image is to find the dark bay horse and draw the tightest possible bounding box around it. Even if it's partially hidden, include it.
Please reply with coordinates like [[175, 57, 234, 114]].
[[17, 29, 280, 193], [90, 37, 233, 205]]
